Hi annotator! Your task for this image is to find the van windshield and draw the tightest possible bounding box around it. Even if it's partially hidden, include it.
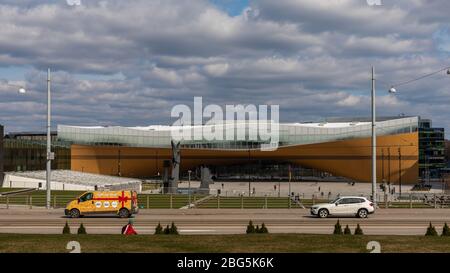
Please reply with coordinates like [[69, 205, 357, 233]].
[[79, 192, 93, 202]]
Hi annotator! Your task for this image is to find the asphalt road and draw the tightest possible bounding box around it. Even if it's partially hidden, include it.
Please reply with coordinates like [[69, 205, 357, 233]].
[[0, 208, 448, 235]]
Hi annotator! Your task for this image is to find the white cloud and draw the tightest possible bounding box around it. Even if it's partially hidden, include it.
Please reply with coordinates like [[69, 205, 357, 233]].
[[0, 0, 448, 136], [337, 95, 361, 107], [204, 63, 229, 77]]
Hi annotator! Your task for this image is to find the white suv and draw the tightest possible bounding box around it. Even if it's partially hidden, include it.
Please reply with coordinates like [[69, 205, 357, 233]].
[[310, 196, 375, 218]]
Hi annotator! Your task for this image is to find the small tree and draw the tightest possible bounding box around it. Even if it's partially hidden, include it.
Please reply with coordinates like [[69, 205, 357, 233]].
[[344, 225, 351, 235], [77, 223, 87, 234], [260, 223, 269, 234], [154, 222, 163, 235], [164, 225, 170, 234], [63, 221, 71, 234], [426, 222, 438, 236], [442, 223, 450, 236], [333, 220, 343, 235], [246, 220, 255, 234], [169, 222, 179, 235], [354, 224, 364, 235]]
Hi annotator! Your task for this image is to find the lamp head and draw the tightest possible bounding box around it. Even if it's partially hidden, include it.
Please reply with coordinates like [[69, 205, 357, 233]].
[[18, 87, 26, 94], [388, 87, 396, 94], [447, 69, 450, 75]]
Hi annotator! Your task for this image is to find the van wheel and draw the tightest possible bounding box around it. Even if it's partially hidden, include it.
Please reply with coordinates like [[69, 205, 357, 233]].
[[357, 209, 368, 218], [119, 208, 130, 218], [318, 209, 329, 218], [69, 209, 80, 218]]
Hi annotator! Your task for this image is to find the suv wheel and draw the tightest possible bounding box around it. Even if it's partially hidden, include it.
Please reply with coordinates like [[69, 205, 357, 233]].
[[357, 209, 368, 218], [69, 209, 80, 218], [318, 209, 329, 218], [118, 208, 130, 218]]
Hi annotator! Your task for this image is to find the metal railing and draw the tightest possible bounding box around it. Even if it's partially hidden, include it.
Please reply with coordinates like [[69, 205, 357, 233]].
[[1, 192, 448, 209]]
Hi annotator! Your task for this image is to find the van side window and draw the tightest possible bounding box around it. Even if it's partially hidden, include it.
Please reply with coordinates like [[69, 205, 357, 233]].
[[80, 193, 93, 202]]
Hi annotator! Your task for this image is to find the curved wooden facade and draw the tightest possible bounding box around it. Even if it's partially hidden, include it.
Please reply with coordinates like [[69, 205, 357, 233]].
[[71, 132, 419, 184]]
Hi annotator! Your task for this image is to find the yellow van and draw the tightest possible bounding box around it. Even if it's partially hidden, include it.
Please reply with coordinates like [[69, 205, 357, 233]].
[[65, 190, 139, 218]]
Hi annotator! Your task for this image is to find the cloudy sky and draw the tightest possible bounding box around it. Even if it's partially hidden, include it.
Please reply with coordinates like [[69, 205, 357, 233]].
[[0, 0, 449, 137]]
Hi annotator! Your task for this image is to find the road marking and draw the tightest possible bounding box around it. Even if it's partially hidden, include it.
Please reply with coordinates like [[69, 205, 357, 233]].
[[180, 230, 216, 232]]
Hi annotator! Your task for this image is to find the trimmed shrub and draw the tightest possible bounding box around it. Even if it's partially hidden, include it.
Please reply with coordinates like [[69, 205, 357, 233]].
[[426, 222, 438, 236], [344, 225, 351, 235], [255, 225, 260, 233], [154, 222, 163, 235], [246, 220, 256, 234], [164, 225, 170, 234], [63, 221, 71, 234], [169, 222, 179, 235], [259, 223, 269, 234], [77, 223, 87, 234], [354, 224, 364, 235], [442, 223, 450, 236], [333, 220, 343, 235]]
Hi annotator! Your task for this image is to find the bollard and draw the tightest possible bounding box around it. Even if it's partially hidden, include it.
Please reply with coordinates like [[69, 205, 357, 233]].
[[6, 196, 9, 209], [409, 194, 412, 209], [147, 195, 149, 209], [29, 196, 33, 210], [384, 193, 388, 209], [217, 195, 220, 209], [265, 196, 268, 209], [288, 197, 291, 209], [54, 195, 57, 208], [434, 194, 437, 209], [170, 194, 173, 209], [241, 195, 244, 209]]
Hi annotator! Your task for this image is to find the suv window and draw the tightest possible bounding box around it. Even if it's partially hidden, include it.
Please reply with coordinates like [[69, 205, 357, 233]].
[[348, 198, 364, 204], [79, 192, 93, 202], [338, 198, 351, 204]]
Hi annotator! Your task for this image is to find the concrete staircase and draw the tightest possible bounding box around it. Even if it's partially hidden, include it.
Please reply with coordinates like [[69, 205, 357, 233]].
[[179, 195, 215, 209]]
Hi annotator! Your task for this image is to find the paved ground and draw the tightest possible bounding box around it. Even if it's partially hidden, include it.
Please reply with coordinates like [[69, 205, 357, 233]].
[[0, 207, 448, 235], [177, 181, 444, 197]]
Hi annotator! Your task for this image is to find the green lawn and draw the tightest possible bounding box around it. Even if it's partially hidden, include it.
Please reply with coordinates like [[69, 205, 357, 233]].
[[0, 189, 206, 209], [137, 194, 207, 209], [197, 196, 310, 209], [0, 188, 433, 209], [0, 188, 84, 207], [0, 233, 449, 253]]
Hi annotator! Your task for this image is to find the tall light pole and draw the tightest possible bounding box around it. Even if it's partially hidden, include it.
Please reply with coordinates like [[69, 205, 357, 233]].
[[288, 164, 292, 198], [388, 66, 450, 196], [188, 169, 192, 207], [371, 66, 377, 207], [7, 69, 53, 209], [46, 68, 53, 209]]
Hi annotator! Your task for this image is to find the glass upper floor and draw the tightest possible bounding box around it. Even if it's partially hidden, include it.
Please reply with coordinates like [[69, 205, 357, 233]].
[[57, 116, 419, 150]]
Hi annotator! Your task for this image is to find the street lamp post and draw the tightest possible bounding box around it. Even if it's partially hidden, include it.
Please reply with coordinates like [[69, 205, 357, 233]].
[[46, 68, 52, 209], [371, 66, 377, 207], [398, 148, 402, 197], [388, 66, 450, 197], [188, 170, 192, 207], [8, 68, 53, 209]]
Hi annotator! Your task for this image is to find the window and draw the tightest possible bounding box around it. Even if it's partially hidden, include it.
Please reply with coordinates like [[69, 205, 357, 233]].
[[338, 198, 351, 204], [330, 197, 340, 204], [79, 192, 93, 202]]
